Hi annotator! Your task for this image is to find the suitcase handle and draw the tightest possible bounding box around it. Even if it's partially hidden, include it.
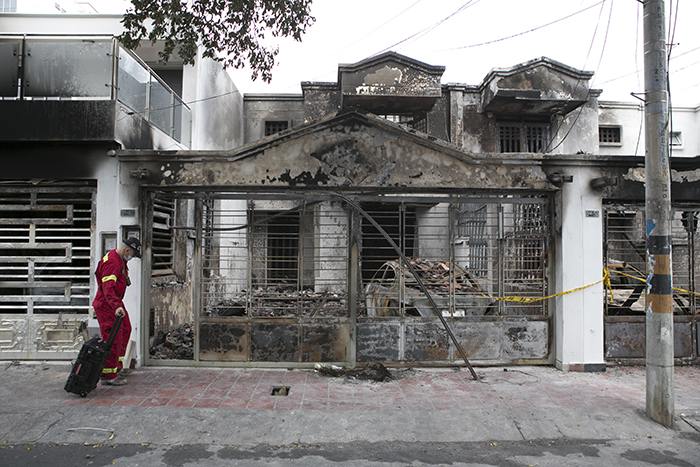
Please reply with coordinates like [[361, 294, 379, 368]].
[[104, 313, 124, 347]]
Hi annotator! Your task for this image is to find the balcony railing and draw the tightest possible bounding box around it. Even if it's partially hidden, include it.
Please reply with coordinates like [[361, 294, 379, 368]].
[[0, 35, 191, 147]]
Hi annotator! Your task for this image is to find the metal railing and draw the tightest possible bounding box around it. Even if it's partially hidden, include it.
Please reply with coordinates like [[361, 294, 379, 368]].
[[0, 34, 191, 147]]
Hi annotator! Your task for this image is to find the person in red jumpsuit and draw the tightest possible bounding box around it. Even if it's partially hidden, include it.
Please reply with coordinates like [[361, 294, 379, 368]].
[[93, 237, 141, 386]]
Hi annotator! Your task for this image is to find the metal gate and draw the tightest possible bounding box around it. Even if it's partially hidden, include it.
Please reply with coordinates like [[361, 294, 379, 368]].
[[356, 194, 549, 365], [144, 191, 551, 366], [604, 205, 699, 361], [0, 183, 96, 360]]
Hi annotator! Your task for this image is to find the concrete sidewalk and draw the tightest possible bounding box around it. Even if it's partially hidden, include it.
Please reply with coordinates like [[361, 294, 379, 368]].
[[1, 362, 699, 465]]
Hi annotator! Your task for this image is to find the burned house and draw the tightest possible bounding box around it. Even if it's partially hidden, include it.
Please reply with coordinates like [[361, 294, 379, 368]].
[[1, 14, 698, 371]]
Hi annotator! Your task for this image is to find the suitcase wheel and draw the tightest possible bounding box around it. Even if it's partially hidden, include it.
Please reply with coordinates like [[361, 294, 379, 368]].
[[79, 391, 88, 398]]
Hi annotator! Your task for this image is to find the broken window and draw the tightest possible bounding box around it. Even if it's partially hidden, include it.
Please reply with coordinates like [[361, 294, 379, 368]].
[[599, 126, 621, 144], [264, 120, 289, 136]]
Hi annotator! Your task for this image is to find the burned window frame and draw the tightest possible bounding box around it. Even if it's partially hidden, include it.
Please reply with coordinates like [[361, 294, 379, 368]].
[[264, 120, 290, 136], [498, 122, 550, 153]]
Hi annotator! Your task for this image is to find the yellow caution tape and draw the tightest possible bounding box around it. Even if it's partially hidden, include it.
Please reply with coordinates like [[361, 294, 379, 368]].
[[608, 268, 700, 297], [481, 267, 699, 305], [483, 269, 613, 304]]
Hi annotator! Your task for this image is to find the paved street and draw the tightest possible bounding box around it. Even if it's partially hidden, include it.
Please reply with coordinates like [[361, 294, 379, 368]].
[[1, 362, 699, 466]]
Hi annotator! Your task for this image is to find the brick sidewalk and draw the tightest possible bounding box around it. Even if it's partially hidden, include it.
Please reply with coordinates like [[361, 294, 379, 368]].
[[60, 365, 700, 412]]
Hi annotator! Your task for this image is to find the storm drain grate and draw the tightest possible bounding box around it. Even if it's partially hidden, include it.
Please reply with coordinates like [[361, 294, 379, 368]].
[[270, 385, 290, 396]]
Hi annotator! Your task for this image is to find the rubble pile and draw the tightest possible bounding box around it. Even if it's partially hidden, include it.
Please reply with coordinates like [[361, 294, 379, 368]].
[[149, 323, 194, 360], [208, 290, 346, 318], [401, 258, 484, 293]]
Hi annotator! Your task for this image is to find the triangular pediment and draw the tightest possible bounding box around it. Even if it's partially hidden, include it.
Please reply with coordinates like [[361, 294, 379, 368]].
[[122, 110, 553, 191]]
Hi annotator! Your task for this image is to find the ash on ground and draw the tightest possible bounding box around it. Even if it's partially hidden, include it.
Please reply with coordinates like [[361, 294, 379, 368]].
[[315, 362, 395, 382], [150, 323, 194, 360]]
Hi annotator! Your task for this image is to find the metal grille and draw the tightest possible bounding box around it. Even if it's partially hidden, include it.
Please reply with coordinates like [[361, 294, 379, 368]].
[[525, 126, 549, 153], [0, 185, 95, 314], [499, 124, 550, 153], [151, 195, 174, 276], [200, 196, 349, 318], [361, 196, 548, 318], [604, 206, 698, 315], [264, 121, 289, 136], [499, 125, 521, 152], [599, 126, 621, 143]]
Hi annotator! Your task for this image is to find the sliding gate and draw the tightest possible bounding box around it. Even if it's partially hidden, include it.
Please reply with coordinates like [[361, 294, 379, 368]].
[[145, 191, 551, 366]]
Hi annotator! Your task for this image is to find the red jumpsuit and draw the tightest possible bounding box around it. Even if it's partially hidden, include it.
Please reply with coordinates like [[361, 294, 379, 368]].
[[92, 250, 133, 380]]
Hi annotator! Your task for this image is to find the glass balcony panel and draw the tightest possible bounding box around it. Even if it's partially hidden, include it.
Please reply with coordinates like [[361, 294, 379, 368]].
[[117, 49, 149, 117], [149, 77, 172, 136], [173, 100, 183, 143], [181, 105, 192, 147], [24, 41, 112, 98], [0, 41, 20, 98]]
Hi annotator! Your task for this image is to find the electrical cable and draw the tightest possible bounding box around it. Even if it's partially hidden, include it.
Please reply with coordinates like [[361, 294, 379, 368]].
[[319, 0, 425, 62], [370, 0, 481, 57], [667, 0, 678, 160], [545, 0, 611, 154], [441, 1, 605, 51]]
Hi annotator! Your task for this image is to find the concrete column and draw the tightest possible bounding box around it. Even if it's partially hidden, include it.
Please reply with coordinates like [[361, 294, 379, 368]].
[[643, 0, 674, 428], [554, 168, 606, 372]]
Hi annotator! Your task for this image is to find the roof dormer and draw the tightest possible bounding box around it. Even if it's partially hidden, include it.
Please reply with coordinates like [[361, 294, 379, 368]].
[[480, 57, 593, 118], [337, 52, 445, 114]]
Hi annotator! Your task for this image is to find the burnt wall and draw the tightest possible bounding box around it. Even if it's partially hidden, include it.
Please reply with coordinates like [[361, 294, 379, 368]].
[[121, 115, 554, 191], [302, 84, 342, 123], [0, 101, 116, 142], [243, 95, 305, 144], [0, 142, 116, 179]]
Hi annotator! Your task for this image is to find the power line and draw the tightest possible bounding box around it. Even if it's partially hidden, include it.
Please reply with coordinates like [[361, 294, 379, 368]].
[[318, 0, 426, 62], [545, 1, 610, 154], [440, 1, 605, 52], [371, 0, 482, 57]]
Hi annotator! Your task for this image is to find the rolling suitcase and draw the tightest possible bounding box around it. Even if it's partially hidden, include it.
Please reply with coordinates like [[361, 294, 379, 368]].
[[64, 314, 123, 397]]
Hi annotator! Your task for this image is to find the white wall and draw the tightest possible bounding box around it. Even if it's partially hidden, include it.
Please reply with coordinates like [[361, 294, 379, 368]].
[[186, 51, 244, 150], [598, 101, 700, 157], [92, 156, 143, 364]]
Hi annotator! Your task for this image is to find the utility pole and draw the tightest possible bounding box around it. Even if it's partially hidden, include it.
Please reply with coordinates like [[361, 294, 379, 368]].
[[643, 0, 674, 427]]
